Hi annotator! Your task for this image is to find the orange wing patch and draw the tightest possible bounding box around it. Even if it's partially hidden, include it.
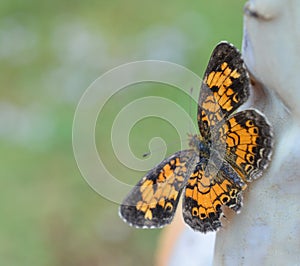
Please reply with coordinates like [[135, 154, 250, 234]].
[[136, 158, 185, 219], [119, 150, 198, 228], [198, 43, 249, 139], [218, 109, 273, 181], [205, 62, 241, 112], [183, 161, 246, 233]]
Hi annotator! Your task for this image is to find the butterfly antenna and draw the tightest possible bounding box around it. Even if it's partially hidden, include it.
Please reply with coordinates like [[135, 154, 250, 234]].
[[189, 87, 194, 134]]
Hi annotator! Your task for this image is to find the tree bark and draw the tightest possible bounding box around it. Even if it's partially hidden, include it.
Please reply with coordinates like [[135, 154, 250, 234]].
[[213, 0, 300, 265]]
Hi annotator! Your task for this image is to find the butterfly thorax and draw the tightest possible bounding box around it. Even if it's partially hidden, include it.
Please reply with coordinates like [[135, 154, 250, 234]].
[[188, 134, 211, 161]]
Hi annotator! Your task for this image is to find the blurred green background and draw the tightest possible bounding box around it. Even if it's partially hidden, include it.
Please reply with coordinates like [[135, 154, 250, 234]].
[[0, 1, 245, 265]]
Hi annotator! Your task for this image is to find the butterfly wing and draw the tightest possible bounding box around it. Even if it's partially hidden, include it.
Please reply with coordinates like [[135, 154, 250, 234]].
[[218, 109, 273, 181], [182, 160, 246, 233], [119, 150, 198, 228], [198, 42, 249, 139]]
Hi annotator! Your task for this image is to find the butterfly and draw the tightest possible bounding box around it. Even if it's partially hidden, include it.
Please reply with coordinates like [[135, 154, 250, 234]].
[[119, 42, 273, 233]]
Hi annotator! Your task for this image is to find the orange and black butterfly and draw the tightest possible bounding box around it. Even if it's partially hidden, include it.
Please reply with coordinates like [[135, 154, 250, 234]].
[[119, 42, 273, 233]]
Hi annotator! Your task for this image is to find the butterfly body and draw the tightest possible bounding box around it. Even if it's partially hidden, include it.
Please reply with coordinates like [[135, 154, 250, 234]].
[[119, 42, 273, 233], [189, 134, 210, 160]]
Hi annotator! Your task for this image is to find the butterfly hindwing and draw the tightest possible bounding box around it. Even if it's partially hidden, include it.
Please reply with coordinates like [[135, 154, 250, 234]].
[[119, 150, 198, 228], [218, 109, 273, 181], [182, 160, 246, 233]]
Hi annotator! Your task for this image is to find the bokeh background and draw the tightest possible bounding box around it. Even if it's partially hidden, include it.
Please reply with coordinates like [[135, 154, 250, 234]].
[[1, 1, 245, 265]]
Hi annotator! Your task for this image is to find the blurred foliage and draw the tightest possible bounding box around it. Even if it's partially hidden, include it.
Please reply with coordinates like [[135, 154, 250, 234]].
[[0, 1, 245, 265]]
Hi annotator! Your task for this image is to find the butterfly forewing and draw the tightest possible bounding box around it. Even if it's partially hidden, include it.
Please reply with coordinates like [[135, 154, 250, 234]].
[[198, 42, 249, 140], [119, 150, 198, 228]]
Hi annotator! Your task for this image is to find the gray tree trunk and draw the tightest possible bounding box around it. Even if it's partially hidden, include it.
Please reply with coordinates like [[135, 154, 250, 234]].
[[214, 0, 300, 265]]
